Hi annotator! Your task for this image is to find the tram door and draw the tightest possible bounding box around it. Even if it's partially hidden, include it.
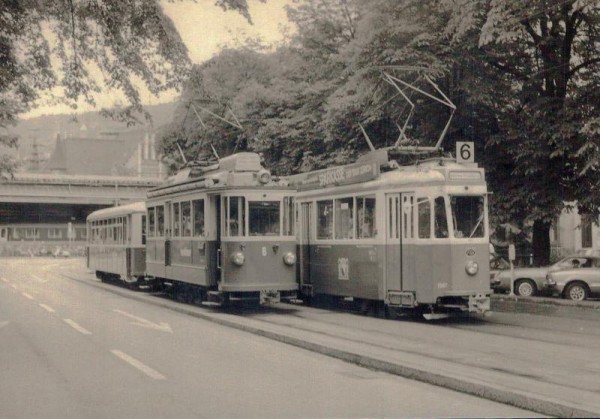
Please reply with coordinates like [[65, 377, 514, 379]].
[[385, 193, 415, 291], [386, 194, 402, 291], [213, 194, 221, 283], [164, 201, 172, 267], [299, 202, 312, 291]]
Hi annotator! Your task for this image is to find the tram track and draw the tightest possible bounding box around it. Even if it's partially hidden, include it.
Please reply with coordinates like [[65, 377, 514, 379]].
[[55, 266, 600, 416]]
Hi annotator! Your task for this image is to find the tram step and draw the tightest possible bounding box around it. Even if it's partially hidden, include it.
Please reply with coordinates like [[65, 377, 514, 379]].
[[288, 298, 304, 304], [201, 301, 222, 307], [423, 313, 449, 320]]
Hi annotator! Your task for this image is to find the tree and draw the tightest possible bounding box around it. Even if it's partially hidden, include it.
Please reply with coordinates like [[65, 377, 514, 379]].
[[0, 0, 253, 175], [474, 0, 600, 265], [158, 0, 363, 174]]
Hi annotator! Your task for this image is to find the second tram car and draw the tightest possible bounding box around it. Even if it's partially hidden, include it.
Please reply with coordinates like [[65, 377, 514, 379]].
[[289, 149, 491, 318], [86, 201, 149, 286], [145, 152, 297, 305]]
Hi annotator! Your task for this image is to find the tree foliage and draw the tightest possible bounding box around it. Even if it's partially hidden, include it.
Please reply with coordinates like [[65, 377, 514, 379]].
[[0, 0, 253, 175], [157, 0, 600, 264]]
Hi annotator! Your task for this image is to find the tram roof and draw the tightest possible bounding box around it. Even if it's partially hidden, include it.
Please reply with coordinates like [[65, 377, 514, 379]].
[[147, 152, 289, 199], [87, 201, 146, 221], [288, 150, 485, 194]]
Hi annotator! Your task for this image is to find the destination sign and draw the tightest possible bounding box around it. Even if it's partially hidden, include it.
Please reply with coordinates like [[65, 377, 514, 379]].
[[292, 162, 380, 190]]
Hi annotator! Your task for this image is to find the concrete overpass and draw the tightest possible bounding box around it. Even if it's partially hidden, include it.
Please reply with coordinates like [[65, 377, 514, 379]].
[[0, 173, 161, 223]]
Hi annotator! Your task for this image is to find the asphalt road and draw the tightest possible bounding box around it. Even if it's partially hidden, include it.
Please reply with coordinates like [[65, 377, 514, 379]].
[[0, 257, 538, 418]]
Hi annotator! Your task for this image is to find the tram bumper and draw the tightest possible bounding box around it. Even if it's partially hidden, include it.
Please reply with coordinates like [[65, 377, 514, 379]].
[[467, 293, 490, 314], [260, 290, 281, 304]]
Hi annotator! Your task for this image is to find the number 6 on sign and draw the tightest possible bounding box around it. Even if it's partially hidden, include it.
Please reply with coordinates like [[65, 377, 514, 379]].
[[456, 142, 474, 163]]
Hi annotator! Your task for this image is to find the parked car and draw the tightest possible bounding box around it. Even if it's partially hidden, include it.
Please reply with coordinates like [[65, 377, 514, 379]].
[[545, 256, 600, 301], [491, 256, 587, 297], [490, 254, 510, 285]]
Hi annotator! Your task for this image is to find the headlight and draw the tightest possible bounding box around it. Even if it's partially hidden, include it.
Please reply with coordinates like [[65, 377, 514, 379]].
[[465, 261, 479, 276], [231, 251, 245, 266], [283, 252, 296, 266]]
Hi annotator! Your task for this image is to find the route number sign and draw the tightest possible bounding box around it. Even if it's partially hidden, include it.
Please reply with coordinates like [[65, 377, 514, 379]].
[[456, 142, 474, 163]]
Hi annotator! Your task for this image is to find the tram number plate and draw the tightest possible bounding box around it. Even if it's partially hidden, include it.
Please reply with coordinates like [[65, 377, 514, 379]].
[[437, 282, 448, 289]]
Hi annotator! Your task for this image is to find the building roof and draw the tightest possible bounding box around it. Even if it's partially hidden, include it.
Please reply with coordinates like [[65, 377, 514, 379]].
[[44, 136, 140, 176]]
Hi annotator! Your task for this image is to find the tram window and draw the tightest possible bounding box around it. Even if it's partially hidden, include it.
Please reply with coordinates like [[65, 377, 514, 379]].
[[142, 215, 146, 245], [317, 200, 333, 240], [181, 201, 192, 237], [123, 217, 129, 243], [357, 196, 376, 239], [403, 196, 414, 239], [283, 196, 295, 236], [225, 196, 246, 237], [148, 207, 155, 238], [417, 198, 431, 239], [173, 202, 181, 237], [434, 197, 449, 238], [156, 206, 165, 237], [450, 195, 485, 238], [249, 201, 280, 236], [335, 198, 354, 239], [193, 199, 205, 237]]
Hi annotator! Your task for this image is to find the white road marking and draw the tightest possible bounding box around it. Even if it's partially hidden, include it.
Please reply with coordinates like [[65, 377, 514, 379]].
[[110, 350, 166, 380], [113, 309, 173, 333], [39, 304, 56, 313], [64, 319, 92, 335], [0, 321, 9, 329], [10, 284, 18, 290], [21, 292, 34, 300], [1, 278, 8, 283]]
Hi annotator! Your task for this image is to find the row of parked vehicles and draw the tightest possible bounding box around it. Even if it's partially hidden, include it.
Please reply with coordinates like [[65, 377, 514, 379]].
[[490, 254, 600, 301]]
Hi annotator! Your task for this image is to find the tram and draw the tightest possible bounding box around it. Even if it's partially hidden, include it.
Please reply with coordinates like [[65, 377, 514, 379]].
[[145, 152, 297, 305], [86, 201, 150, 287], [289, 148, 491, 319]]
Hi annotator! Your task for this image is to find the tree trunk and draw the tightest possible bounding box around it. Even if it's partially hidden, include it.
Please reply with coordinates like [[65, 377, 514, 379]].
[[532, 219, 551, 266]]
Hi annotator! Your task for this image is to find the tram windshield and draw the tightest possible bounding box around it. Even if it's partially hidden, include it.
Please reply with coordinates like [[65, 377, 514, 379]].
[[450, 195, 485, 238], [249, 201, 280, 236]]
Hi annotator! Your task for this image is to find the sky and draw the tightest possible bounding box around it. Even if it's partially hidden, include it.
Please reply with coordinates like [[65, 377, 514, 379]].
[[23, 0, 293, 119]]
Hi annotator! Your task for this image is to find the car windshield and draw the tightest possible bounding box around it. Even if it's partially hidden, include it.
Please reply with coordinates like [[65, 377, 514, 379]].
[[554, 257, 590, 269]]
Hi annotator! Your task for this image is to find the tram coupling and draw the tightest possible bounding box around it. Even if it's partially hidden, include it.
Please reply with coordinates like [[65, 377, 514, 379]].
[[468, 293, 490, 314]]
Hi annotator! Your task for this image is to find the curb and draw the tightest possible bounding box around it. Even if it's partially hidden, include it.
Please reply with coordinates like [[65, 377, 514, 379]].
[[63, 273, 598, 418], [492, 294, 600, 320]]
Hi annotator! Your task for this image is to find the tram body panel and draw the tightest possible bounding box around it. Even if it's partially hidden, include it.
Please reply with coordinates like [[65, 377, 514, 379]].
[[308, 243, 382, 299], [88, 245, 146, 280], [403, 242, 490, 304], [219, 240, 297, 292], [86, 202, 147, 282]]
